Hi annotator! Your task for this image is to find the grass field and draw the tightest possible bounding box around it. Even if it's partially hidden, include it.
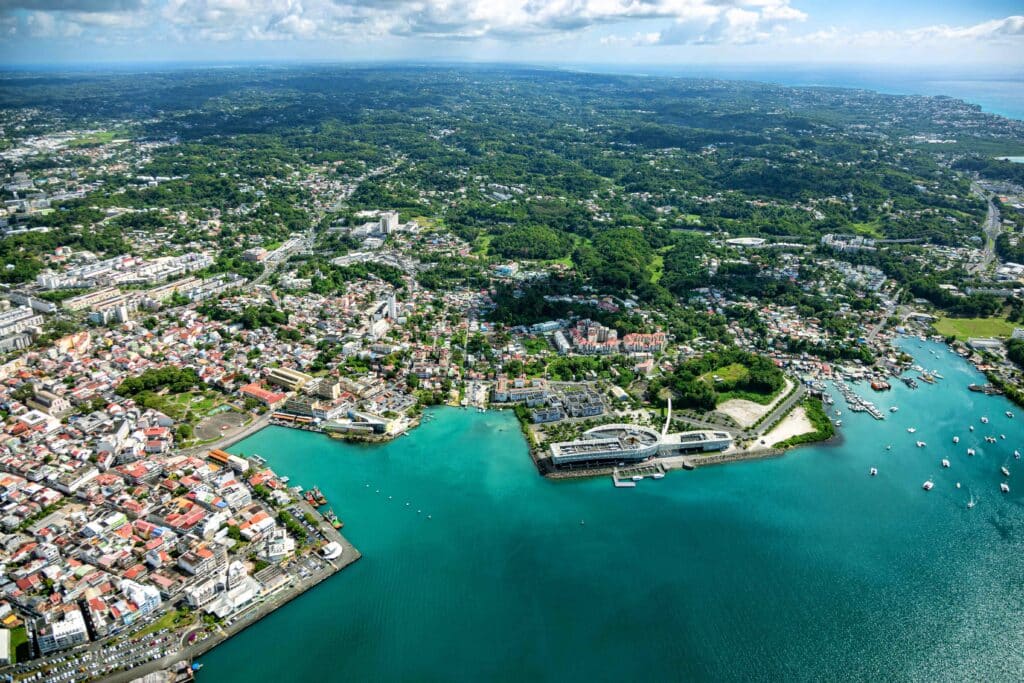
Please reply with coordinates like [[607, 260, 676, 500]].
[[850, 220, 883, 238], [700, 363, 749, 384], [69, 131, 119, 147], [649, 252, 665, 284], [933, 316, 1017, 340], [9, 626, 27, 663], [136, 608, 195, 638]]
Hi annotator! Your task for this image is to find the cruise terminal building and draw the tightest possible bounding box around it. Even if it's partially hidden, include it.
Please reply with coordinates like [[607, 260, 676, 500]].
[[548, 423, 732, 469]]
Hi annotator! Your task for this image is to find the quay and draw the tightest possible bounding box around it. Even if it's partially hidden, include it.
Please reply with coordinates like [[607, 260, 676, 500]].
[[673, 447, 785, 470]]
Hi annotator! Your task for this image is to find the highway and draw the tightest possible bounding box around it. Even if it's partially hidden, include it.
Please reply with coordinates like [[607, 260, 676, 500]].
[[971, 183, 1003, 274]]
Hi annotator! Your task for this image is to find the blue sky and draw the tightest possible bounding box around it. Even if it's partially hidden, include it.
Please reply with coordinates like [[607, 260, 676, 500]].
[[0, 0, 1021, 68]]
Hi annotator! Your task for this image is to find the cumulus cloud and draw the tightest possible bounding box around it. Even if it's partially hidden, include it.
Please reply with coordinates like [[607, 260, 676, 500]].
[[0, 0, 144, 12], [2, 0, 811, 43], [3, 0, 1022, 58], [794, 14, 1024, 47]]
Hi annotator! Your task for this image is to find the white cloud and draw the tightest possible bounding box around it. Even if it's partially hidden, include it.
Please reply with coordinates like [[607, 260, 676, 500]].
[[4, 0, 810, 44], [793, 15, 1024, 48]]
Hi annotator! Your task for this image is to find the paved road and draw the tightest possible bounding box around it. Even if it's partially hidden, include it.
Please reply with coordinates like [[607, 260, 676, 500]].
[[971, 184, 1002, 274]]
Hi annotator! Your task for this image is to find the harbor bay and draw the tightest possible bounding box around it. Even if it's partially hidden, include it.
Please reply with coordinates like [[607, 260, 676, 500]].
[[198, 338, 1024, 682]]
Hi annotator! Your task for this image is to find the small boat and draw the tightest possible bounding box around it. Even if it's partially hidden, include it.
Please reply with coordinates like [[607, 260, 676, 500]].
[[967, 448, 976, 456], [1001, 466, 1011, 477], [970, 425, 975, 432], [1015, 450, 1021, 459], [869, 467, 878, 476], [952, 436, 959, 444], [324, 508, 343, 529], [1001, 434, 1007, 440], [835, 420, 843, 427], [631, 475, 644, 481], [890, 406, 899, 413], [986, 436, 997, 444], [886, 444, 892, 451], [427, 515, 432, 519], [1001, 482, 1010, 493], [956, 482, 961, 489], [941, 459, 950, 468], [916, 441, 927, 448], [967, 497, 975, 509], [1007, 411, 1015, 418], [922, 480, 934, 491], [981, 416, 989, 424], [580, 520, 585, 526], [652, 472, 665, 479], [907, 427, 917, 433], [308, 486, 326, 506]]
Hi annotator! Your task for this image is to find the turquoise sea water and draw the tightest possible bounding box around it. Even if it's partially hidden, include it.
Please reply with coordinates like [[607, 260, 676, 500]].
[[574, 65, 1024, 121], [199, 338, 1024, 681]]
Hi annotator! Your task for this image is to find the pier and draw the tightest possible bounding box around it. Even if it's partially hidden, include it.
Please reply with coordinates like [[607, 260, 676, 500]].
[[611, 462, 667, 486], [835, 379, 885, 420]]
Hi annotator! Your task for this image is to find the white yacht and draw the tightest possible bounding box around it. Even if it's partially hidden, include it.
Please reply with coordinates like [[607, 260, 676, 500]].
[[981, 416, 989, 424], [890, 406, 899, 413], [952, 436, 959, 444], [941, 459, 950, 468], [916, 441, 927, 448], [970, 425, 975, 432], [1007, 411, 1015, 418], [869, 467, 878, 476], [922, 480, 934, 491], [1001, 466, 1011, 477], [1001, 482, 1010, 493], [967, 448, 976, 456], [907, 427, 917, 433]]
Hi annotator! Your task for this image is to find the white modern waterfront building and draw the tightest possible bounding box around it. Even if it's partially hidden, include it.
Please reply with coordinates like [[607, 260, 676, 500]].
[[547, 399, 732, 469], [548, 424, 732, 468]]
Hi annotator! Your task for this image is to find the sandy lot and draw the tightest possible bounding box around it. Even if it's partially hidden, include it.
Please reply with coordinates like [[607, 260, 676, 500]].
[[717, 378, 793, 428], [195, 410, 249, 441], [762, 406, 815, 447]]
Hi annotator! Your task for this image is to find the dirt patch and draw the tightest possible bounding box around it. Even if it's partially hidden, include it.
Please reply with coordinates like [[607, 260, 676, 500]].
[[195, 410, 248, 441]]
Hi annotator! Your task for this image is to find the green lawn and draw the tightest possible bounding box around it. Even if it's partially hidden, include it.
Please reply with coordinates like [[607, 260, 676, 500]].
[[9, 626, 28, 663], [69, 130, 119, 147], [700, 363, 749, 384], [649, 252, 665, 284], [473, 234, 492, 256], [850, 220, 883, 238], [933, 316, 1017, 340], [136, 608, 195, 638]]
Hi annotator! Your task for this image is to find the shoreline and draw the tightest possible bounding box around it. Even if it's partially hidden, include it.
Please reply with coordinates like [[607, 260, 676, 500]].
[[97, 419, 364, 683]]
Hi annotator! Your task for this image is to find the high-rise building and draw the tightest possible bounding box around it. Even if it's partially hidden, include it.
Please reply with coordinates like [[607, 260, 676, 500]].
[[379, 211, 399, 234]]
